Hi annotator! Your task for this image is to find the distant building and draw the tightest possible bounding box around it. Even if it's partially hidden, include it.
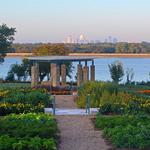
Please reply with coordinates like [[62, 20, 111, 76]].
[[63, 35, 75, 43], [79, 34, 88, 44]]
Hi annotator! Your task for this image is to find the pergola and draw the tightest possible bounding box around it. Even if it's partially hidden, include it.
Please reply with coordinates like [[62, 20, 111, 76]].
[[27, 56, 95, 87]]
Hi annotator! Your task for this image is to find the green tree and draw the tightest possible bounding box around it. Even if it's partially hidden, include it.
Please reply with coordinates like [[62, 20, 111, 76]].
[[6, 59, 30, 81], [0, 24, 16, 63], [126, 68, 134, 84], [115, 42, 129, 53], [108, 61, 124, 83], [32, 44, 70, 56]]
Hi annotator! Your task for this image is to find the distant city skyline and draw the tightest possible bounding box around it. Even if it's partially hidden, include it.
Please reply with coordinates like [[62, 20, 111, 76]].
[[62, 34, 118, 44], [0, 0, 150, 43]]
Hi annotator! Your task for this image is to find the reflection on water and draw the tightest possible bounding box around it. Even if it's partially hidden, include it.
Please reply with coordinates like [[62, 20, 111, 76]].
[[0, 57, 150, 82]]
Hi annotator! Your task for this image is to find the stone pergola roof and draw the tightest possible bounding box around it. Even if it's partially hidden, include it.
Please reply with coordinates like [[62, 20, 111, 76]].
[[27, 56, 94, 63]]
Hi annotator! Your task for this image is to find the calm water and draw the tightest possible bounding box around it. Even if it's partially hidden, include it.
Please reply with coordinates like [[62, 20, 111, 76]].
[[0, 57, 150, 82]]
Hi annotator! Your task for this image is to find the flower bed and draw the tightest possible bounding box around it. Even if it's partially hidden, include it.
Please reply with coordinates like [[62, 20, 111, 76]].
[[0, 113, 58, 150], [0, 88, 51, 116], [138, 89, 150, 95], [95, 113, 150, 149], [33, 84, 77, 95], [0, 103, 44, 116], [77, 81, 150, 114]]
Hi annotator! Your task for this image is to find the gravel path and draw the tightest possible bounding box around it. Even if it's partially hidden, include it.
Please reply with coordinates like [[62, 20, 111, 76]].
[[55, 95, 77, 108], [56, 115, 111, 150], [55, 95, 111, 150]]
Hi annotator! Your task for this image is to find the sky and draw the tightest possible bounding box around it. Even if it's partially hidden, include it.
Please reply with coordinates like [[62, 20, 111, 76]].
[[0, 0, 150, 43]]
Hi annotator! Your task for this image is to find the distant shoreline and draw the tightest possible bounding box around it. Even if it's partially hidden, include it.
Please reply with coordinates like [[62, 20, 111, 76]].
[[69, 53, 150, 58], [6, 53, 33, 57], [6, 52, 150, 58]]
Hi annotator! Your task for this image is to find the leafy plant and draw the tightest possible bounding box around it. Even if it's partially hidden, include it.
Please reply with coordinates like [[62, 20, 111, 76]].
[[96, 114, 150, 149], [0, 113, 58, 150], [108, 60, 124, 83]]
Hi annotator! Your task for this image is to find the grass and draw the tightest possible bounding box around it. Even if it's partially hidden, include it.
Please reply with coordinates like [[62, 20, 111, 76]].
[[0, 83, 31, 89]]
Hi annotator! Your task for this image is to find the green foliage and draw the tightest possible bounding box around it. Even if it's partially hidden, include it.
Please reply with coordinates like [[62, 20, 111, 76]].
[[12, 42, 150, 54], [77, 81, 118, 108], [126, 68, 134, 84], [0, 24, 16, 63], [0, 103, 44, 116], [6, 59, 30, 81], [0, 113, 58, 138], [0, 83, 30, 89], [0, 88, 51, 116], [96, 114, 150, 149], [0, 90, 50, 106], [0, 113, 58, 150], [0, 136, 56, 150], [108, 61, 124, 83], [32, 43, 70, 56], [77, 81, 150, 114]]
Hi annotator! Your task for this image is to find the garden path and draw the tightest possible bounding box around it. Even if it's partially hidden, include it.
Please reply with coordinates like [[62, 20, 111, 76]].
[[55, 95, 112, 150]]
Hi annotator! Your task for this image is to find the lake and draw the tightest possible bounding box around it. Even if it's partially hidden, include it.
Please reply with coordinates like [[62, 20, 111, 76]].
[[0, 57, 150, 83]]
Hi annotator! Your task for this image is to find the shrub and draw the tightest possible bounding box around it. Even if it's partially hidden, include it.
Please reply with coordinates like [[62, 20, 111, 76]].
[[0, 90, 51, 107], [77, 81, 118, 108], [0, 103, 44, 116], [108, 60, 124, 83], [96, 113, 150, 149], [0, 136, 56, 150], [77, 81, 150, 114], [0, 113, 58, 138], [0, 113, 58, 150]]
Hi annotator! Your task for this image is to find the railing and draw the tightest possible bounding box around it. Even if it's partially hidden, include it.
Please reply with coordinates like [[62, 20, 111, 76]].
[[86, 94, 90, 114], [51, 95, 56, 115]]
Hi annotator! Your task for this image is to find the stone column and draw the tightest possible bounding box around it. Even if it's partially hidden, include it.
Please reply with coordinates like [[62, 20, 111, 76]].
[[90, 60, 95, 81], [61, 64, 66, 86], [83, 61, 89, 83], [77, 62, 83, 86], [51, 63, 60, 87], [31, 63, 39, 87]]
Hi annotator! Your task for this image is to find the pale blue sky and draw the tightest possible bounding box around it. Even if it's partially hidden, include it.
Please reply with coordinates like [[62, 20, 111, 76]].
[[0, 0, 150, 43]]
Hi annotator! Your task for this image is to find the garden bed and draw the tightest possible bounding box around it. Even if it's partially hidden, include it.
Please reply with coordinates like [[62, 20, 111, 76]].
[[0, 113, 58, 150], [95, 113, 150, 149], [77, 81, 150, 114], [0, 87, 52, 116]]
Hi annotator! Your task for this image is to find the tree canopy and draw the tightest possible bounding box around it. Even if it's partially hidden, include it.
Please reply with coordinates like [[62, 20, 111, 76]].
[[108, 61, 124, 83], [12, 42, 150, 54], [32, 44, 71, 56], [0, 24, 16, 63]]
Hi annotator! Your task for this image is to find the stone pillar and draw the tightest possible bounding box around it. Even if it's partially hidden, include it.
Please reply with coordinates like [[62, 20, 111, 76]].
[[51, 63, 60, 87], [31, 63, 39, 87], [77, 62, 83, 86], [61, 64, 66, 86], [90, 60, 95, 81], [83, 61, 89, 83]]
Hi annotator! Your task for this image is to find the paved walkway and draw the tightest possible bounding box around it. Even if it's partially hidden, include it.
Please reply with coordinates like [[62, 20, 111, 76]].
[[55, 95, 77, 108], [54, 95, 112, 150]]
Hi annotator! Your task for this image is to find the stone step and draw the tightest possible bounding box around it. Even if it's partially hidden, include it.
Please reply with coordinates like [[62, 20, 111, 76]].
[[44, 108, 99, 115]]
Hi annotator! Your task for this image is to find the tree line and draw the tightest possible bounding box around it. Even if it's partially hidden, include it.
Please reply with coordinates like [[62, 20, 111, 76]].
[[11, 42, 150, 54]]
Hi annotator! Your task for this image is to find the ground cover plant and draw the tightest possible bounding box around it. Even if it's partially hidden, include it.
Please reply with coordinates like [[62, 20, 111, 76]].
[[95, 113, 150, 149], [0, 113, 58, 150], [0, 87, 51, 116]]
